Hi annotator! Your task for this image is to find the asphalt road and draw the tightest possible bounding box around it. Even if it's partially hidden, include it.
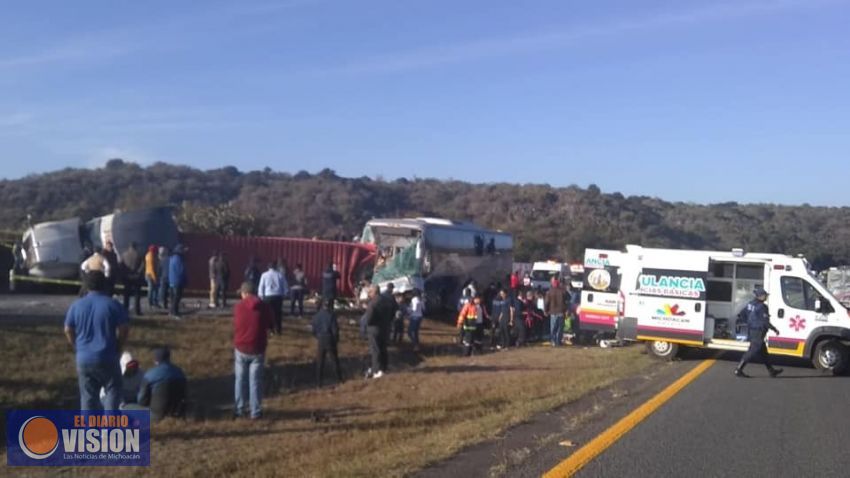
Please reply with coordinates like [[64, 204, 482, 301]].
[[574, 354, 850, 478]]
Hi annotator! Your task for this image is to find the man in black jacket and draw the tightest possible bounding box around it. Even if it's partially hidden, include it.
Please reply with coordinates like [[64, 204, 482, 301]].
[[103, 241, 119, 297], [121, 242, 145, 316], [312, 298, 343, 387], [363, 285, 395, 379], [322, 263, 341, 302]]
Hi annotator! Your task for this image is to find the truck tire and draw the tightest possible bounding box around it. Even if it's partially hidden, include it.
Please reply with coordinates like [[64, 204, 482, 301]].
[[646, 340, 679, 361], [813, 339, 848, 375]]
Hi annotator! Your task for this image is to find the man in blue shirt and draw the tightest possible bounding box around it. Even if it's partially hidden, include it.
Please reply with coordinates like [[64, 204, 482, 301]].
[[168, 244, 188, 319], [137, 347, 187, 421], [64, 271, 130, 410]]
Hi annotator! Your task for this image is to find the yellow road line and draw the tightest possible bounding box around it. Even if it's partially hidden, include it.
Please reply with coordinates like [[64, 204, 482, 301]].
[[543, 358, 717, 478]]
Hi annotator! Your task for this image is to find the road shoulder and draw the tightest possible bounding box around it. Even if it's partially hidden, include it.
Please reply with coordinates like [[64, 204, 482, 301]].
[[417, 351, 709, 478]]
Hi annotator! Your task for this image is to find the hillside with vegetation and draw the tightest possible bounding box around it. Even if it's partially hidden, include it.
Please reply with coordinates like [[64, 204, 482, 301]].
[[2, 159, 848, 268]]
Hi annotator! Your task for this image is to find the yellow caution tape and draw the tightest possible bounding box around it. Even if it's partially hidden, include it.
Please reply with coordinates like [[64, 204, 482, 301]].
[[9, 274, 209, 296]]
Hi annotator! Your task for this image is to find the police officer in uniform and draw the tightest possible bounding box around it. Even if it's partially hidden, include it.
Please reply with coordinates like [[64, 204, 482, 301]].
[[734, 287, 783, 378]]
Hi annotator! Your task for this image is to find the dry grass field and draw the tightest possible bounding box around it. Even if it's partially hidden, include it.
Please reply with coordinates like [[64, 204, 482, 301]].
[[0, 295, 653, 477]]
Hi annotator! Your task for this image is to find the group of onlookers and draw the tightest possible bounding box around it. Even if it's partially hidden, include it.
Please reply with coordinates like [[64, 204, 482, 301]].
[[66, 253, 348, 422], [80, 241, 188, 319], [72, 249, 591, 426], [455, 274, 580, 356]]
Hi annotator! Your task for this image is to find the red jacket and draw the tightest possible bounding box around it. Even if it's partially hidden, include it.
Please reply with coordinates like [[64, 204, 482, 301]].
[[510, 273, 520, 290], [234, 295, 273, 355]]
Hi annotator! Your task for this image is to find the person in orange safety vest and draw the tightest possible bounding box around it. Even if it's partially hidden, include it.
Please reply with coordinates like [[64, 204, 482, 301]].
[[457, 295, 487, 356]]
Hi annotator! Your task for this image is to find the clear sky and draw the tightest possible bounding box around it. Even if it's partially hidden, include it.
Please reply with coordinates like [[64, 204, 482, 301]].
[[2, 0, 850, 205]]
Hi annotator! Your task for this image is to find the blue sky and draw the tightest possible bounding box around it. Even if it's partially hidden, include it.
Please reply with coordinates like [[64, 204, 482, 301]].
[[2, 0, 850, 205]]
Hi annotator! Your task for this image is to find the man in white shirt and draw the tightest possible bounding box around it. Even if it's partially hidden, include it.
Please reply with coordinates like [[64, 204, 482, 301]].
[[258, 261, 288, 334], [407, 289, 424, 350], [81, 247, 111, 278]]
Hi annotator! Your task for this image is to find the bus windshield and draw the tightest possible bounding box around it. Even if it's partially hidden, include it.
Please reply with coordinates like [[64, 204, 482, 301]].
[[364, 225, 424, 283]]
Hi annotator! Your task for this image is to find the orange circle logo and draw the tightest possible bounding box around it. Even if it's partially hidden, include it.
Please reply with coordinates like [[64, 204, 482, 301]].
[[19, 416, 59, 460]]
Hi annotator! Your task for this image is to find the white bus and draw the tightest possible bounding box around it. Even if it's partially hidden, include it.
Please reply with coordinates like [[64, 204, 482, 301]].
[[360, 218, 513, 311]]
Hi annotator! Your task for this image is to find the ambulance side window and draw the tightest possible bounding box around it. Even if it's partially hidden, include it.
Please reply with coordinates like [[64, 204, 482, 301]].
[[780, 276, 823, 311], [736, 264, 764, 280]]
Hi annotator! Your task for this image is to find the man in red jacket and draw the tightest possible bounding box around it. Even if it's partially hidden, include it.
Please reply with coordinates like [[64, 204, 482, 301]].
[[233, 281, 273, 419]]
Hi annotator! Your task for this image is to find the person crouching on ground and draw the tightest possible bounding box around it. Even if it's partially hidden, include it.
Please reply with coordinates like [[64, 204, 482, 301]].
[[312, 298, 344, 387], [457, 295, 487, 356], [233, 281, 274, 419], [137, 347, 187, 422]]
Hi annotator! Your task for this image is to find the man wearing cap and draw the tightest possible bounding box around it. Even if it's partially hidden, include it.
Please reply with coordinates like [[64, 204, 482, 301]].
[[138, 347, 187, 421], [64, 271, 130, 410], [735, 287, 783, 378]]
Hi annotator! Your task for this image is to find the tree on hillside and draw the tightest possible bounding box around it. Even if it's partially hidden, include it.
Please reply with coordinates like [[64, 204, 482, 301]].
[[2, 161, 850, 267]]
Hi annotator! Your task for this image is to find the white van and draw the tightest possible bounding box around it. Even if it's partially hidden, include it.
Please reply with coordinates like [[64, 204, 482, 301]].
[[530, 261, 568, 291], [614, 245, 850, 374]]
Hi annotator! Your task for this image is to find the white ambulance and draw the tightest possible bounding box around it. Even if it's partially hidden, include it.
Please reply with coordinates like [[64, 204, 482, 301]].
[[614, 245, 850, 374], [578, 249, 626, 339]]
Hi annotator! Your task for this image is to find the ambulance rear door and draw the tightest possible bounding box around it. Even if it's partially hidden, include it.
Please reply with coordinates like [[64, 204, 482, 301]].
[[632, 252, 709, 346], [580, 249, 622, 333]]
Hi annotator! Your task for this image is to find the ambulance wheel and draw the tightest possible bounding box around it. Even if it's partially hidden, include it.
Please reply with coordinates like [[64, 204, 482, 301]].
[[813, 339, 848, 375], [646, 340, 678, 361]]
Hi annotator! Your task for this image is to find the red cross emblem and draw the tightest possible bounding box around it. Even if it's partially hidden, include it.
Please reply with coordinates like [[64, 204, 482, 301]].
[[789, 316, 806, 332]]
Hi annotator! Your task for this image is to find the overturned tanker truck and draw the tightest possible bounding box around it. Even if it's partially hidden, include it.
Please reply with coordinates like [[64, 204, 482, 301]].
[[16, 207, 374, 298], [21, 208, 179, 280]]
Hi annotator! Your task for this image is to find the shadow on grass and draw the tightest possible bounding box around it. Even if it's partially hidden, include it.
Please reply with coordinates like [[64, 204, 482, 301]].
[[156, 400, 508, 441]]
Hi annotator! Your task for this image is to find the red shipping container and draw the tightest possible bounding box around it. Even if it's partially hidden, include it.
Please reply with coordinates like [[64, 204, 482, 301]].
[[180, 233, 376, 298]]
